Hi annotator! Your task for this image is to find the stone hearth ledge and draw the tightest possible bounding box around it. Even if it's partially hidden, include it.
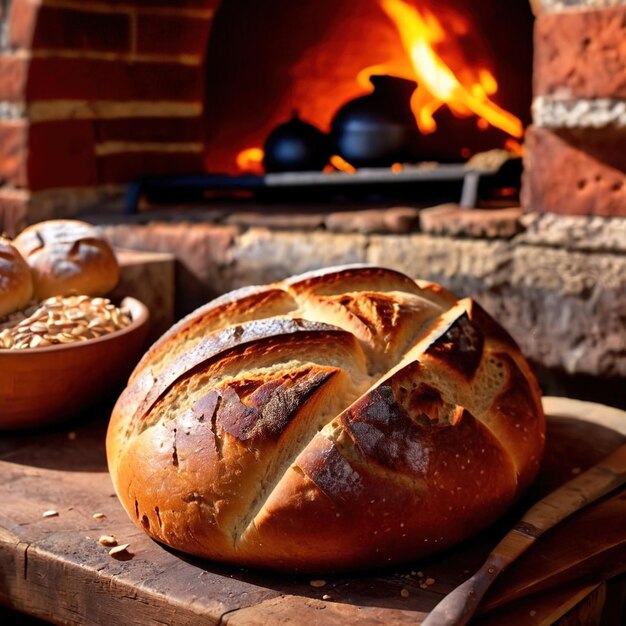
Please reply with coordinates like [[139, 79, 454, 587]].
[[101, 220, 626, 379]]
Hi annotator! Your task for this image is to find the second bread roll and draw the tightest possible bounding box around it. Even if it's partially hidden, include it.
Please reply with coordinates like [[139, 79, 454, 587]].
[[14, 220, 120, 300]]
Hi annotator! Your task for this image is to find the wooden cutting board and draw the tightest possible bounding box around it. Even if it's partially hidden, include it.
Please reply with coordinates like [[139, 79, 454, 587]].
[[0, 396, 625, 625]]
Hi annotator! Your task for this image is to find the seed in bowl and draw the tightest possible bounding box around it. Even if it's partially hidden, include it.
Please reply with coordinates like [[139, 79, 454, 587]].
[[0, 295, 132, 349]]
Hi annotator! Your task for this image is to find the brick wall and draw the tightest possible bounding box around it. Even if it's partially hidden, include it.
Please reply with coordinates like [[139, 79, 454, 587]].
[[522, 0, 626, 216], [0, 0, 219, 233], [2, 0, 625, 231]]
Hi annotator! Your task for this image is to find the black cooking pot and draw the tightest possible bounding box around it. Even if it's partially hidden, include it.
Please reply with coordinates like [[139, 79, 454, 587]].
[[263, 112, 330, 173], [331, 75, 419, 168]]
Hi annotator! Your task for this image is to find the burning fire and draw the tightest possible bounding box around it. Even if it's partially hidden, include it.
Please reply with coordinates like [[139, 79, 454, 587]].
[[372, 0, 523, 138], [235, 0, 524, 173]]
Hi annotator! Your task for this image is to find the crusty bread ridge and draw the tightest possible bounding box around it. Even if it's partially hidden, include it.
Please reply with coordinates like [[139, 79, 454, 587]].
[[106, 265, 545, 573], [0, 237, 33, 318]]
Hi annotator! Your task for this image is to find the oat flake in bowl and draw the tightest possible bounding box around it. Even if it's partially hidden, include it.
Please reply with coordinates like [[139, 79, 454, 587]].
[[0, 296, 148, 430], [0, 295, 132, 350]]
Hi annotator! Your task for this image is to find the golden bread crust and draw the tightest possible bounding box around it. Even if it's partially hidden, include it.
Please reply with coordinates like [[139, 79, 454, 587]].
[[106, 265, 545, 573]]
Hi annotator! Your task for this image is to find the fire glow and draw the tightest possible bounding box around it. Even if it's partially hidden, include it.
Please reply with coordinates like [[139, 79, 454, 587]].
[[374, 0, 523, 138], [235, 0, 524, 173]]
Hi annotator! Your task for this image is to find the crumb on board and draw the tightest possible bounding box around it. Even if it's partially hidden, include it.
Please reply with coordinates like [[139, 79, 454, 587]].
[[98, 535, 117, 547], [108, 544, 130, 557], [322, 594, 333, 601], [93, 512, 106, 520], [42, 510, 58, 518]]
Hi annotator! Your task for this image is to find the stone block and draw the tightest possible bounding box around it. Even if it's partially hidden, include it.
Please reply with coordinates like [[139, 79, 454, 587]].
[[519, 212, 626, 252], [522, 126, 626, 216], [101, 222, 238, 316], [111, 248, 175, 342], [534, 6, 626, 100], [419, 205, 523, 238], [223, 229, 369, 291], [224, 212, 325, 231], [507, 245, 626, 376], [324, 207, 420, 234], [366, 234, 512, 297]]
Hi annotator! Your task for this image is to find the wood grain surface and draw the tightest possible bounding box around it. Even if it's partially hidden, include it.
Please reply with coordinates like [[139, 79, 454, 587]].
[[0, 397, 624, 625]]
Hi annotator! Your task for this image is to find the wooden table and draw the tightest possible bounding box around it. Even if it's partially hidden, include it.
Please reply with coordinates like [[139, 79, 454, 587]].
[[1, 397, 625, 625]]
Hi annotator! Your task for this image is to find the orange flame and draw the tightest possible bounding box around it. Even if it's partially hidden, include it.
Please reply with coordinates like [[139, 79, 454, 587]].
[[236, 147, 264, 174], [370, 0, 523, 138], [329, 154, 357, 174], [235, 1, 524, 174]]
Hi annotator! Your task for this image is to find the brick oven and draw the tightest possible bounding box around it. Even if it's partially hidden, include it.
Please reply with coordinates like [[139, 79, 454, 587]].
[[0, 0, 534, 226], [0, 0, 625, 405]]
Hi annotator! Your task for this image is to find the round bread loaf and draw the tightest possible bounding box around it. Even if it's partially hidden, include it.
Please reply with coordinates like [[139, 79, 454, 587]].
[[14, 220, 120, 299], [0, 237, 34, 318], [107, 266, 545, 573]]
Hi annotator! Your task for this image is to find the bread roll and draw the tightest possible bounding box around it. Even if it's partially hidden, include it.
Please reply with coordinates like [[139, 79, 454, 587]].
[[14, 220, 120, 299], [0, 237, 34, 318], [107, 266, 545, 573]]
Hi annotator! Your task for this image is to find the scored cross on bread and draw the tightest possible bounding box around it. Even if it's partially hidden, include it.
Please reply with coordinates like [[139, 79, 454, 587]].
[[106, 265, 545, 573]]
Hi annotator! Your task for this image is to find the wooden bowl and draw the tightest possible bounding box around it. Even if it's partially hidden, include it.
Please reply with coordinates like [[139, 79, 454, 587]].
[[0, 297, 149, 430]]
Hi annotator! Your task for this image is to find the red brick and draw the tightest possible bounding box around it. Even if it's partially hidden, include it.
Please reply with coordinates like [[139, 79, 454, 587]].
[[522, 126, 626, 217], [97, 150, 203, 183], [136, 12, 213, 56], [0, 121, 28, 186], [534, 6, 626, 99], [26, 57, 204, 101], [8, 0, 40, 50], [27, 120, 98, 190], [0, 189, 29, 237], [29, 6, 131, 53], [0, 54, 29, 101], [95, 1, 220, 8], [95, 117, 204, 143]]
